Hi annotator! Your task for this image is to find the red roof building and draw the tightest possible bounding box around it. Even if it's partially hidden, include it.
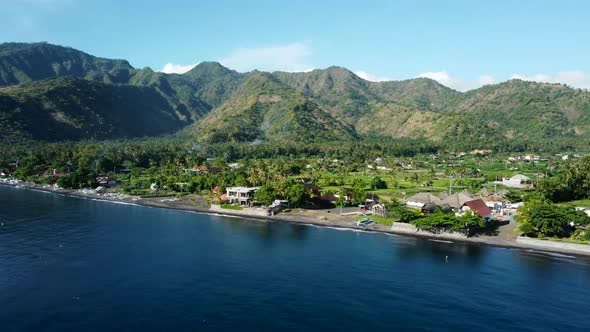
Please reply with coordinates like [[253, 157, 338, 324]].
[[462, 199, 493, 219]]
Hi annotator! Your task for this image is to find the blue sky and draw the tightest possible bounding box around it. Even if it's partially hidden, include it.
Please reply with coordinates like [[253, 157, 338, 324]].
[[1, 0, 589, 90]]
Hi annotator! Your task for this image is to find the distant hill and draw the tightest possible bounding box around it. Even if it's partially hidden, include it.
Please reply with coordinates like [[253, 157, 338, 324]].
[[196, 72, 357, 143], [0, 42, 135, 86], [0, 77, 195, 141], [1, 42, 589, 147]]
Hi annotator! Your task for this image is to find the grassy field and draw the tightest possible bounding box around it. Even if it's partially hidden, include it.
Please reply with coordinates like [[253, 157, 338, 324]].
[[220, 204, 243, 210], [559, 199, 590, 209]]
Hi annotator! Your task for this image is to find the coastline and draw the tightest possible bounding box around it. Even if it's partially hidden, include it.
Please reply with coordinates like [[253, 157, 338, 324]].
[[2, 179, 589, 257]]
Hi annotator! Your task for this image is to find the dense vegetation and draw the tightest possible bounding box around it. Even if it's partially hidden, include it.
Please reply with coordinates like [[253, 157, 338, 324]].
[[509, 157, 590, 239], [0, 78, 197, 141], [538, 156, 590, 202], [517, 201, 590, 239]]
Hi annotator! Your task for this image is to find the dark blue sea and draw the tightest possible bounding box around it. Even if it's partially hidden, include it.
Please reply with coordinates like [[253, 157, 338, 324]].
[[1, 185, 589, 331]]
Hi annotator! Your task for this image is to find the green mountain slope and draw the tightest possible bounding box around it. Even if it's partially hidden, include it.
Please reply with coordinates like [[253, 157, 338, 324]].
[[273, 67, 372, 125], [1, 42, 589, 146], [0, 42, 135, 86], [0, 77, 195, 141], [181, 62, 244, 108], [455, 80, 590, 139], [196, 72, 357, 143]]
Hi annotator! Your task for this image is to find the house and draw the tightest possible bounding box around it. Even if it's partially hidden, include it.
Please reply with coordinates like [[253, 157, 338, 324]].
[[501, 174, 532, 188], [228, 163, 241, 169], [461, 199, 493, 219], [43, 169, 68, 178], [524, 154, 540, 162], [441, 190, 473, 209], [226, 186, 259, 206], [371, 203, 388, 217], [405, 192, 442, 208], [437, 191, 449, 200], [96, 176, 119, 187], [476, 188, 490, 197], [471, 149, 493, 155], [185, 165, 222, 174]]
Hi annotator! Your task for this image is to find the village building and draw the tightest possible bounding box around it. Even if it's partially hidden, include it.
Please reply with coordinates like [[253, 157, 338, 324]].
[[405, 192, 442, 208], [43, 169, 68, 178], [471, 149, 493, 155], [441, 190, 474, 209], [460, 199, 493, 220], [371, 203, 388, 217], [225, 186, 259, 206], [495, 174, 532, 188], [476, 188, 490, 197], [184, 165, 223, 174], [96, 176, 119, 187]]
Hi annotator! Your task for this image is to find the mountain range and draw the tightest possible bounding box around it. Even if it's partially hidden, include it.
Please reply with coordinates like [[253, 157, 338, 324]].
[[1, 42, 589, 146]]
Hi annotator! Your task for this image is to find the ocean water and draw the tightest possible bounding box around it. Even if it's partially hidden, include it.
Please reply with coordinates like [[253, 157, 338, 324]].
[[1, 185, 589, 331]]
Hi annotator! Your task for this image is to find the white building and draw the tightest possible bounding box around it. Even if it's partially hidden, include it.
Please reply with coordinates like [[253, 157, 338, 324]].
[[226, 187, 260, 206]]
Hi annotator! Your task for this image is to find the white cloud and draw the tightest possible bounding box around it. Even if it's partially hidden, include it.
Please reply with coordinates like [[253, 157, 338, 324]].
[[478, 75, 496, 86], [160, 63, 197, 74], [418, 70, 590, 91], [511, 71, 590, 89], [354, 70, 392, 82], [220, 42, 313, 72], [417, 71, 479, 91]]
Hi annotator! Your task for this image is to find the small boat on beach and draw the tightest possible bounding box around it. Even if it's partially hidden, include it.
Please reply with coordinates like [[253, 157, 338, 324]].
[[356, 218, 375, 227]]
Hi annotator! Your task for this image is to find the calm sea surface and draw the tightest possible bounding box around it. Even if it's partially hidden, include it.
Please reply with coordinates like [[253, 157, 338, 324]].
[[1, 185, 589, 331]]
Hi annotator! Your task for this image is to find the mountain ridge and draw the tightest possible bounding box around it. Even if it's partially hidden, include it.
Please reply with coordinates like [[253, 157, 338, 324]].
[[1, 42, 589, 146]]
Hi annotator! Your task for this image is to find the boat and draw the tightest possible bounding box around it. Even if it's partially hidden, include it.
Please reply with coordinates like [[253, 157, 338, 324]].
[[356, 218, 375, 227]]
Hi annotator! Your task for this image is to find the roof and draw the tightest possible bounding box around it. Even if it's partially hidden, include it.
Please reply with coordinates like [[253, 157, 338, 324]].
[[463, 199, 493, 217], [226, 186, 259, 193], [477, 188, 490, 197], [406, 192, 442, 205], [441, 191, 473, 209], [422, 202, 438, 213], [460, 189, 473, 198], [510, 174, 531, 181], [484, 193, 510, 203], [437, 191, 449, 200]]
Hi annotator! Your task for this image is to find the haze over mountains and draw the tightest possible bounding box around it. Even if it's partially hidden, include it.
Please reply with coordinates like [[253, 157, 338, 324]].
[[1, 42, 589, 145]]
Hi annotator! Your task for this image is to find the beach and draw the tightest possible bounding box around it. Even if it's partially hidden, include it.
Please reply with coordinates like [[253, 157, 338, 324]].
[[2, 178, 589, 257]]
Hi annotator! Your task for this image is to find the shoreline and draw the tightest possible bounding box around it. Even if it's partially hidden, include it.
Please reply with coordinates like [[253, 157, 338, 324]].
[[2, 180, 590, 257]]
